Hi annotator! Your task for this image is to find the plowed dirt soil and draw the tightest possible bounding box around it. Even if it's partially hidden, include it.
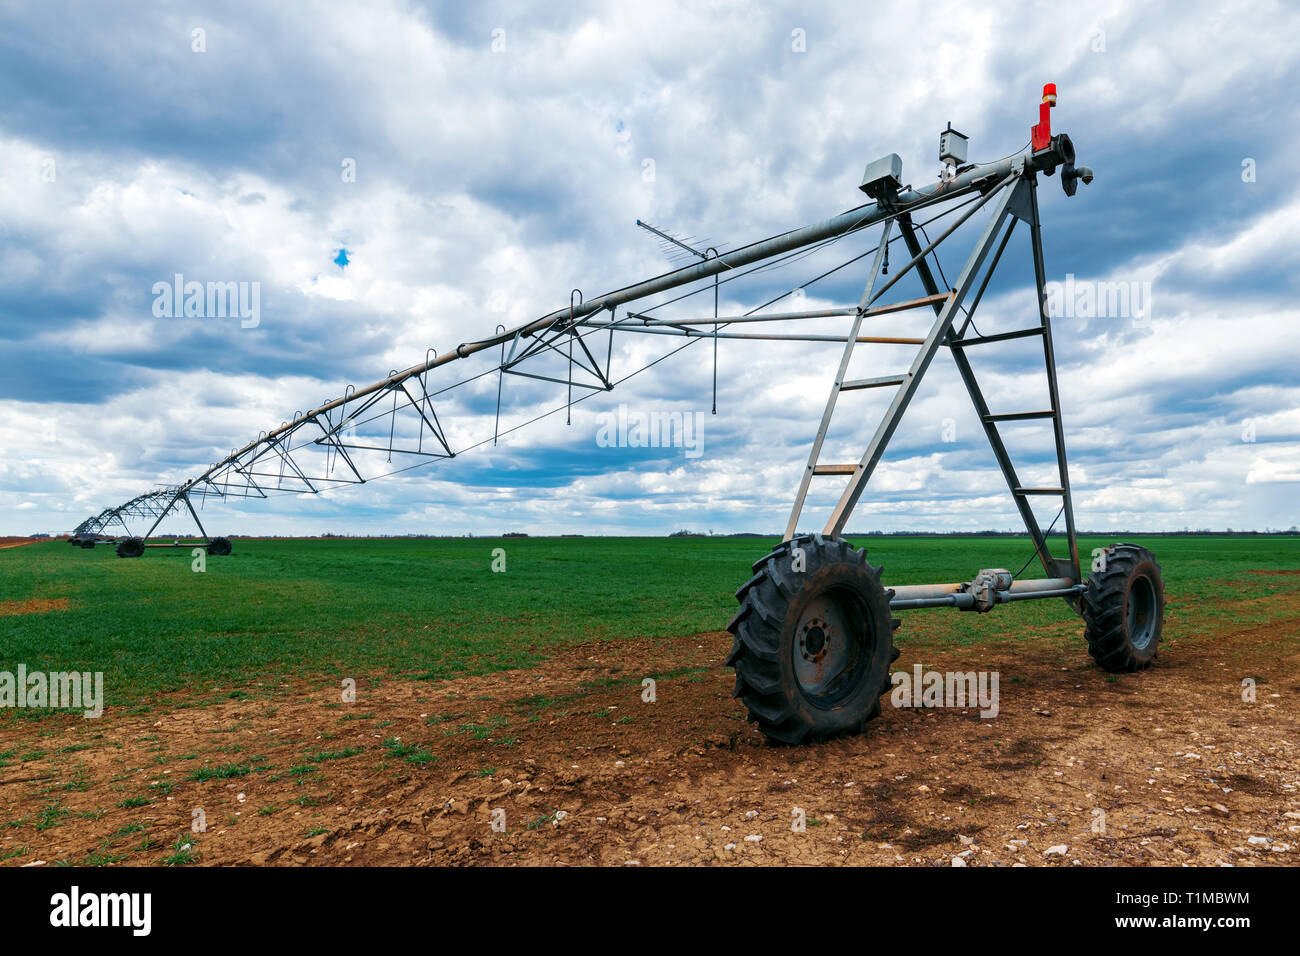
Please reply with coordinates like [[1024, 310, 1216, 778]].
[[0, 538, 47, 551], [2, 588, 1297, 867]]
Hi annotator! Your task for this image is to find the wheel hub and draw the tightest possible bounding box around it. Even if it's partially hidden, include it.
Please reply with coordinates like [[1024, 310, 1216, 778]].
[[794, 594, 864, 702], [799, 618, 829, 662]]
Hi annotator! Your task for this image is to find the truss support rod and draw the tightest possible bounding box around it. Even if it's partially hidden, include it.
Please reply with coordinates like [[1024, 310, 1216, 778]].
[[141, 491, 184, 540], [958, 217, 1016, 337], [578, 327, 925, 345], [622, 292, 953, 327], [629, 307, 854, 325], [180, 493, 210, 542], [398, 379, 452, 457]]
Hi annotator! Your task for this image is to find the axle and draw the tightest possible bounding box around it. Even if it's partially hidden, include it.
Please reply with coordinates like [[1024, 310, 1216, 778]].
[[888, 569, 1084, 612]]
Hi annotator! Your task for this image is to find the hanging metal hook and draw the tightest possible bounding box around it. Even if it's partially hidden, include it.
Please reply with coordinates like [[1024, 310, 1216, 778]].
[[340, 384, 356, 439]]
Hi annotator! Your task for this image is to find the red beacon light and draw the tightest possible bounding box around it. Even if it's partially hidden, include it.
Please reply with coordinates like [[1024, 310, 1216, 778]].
[[1032, 83, 1057, 152]]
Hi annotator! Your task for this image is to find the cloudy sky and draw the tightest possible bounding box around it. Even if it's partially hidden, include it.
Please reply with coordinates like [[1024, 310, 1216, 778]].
[[1, 0, 1297, 537]]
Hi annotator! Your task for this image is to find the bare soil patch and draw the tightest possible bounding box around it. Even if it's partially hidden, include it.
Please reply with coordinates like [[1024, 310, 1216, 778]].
[[0, 538, 48, 551], [0, 598, 70, 617]]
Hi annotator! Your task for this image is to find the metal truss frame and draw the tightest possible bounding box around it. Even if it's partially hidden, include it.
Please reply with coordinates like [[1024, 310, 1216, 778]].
[[76, 132, 1086, 590]]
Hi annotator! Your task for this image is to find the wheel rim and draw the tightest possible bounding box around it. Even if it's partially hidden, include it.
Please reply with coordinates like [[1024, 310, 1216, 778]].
[[1127, 574, 1158, 651], [793, 586, 873, 707]]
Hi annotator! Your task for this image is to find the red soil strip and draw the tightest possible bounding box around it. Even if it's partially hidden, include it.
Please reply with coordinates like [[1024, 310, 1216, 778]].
[[0, 598, 71, 617]]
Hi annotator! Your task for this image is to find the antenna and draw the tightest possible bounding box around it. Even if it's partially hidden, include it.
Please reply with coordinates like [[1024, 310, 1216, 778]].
[[635, 219, 711, 261]]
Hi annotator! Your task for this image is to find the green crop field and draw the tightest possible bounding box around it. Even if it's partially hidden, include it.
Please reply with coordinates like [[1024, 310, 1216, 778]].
[[2, 535, 1297, 722]]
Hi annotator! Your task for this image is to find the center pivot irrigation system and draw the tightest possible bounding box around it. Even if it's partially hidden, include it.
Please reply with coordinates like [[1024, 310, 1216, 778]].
[[72, 86, 1165, 743]]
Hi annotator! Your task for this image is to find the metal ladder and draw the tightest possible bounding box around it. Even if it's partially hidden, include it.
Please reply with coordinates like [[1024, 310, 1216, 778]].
[[782, 173, 1079, 582]]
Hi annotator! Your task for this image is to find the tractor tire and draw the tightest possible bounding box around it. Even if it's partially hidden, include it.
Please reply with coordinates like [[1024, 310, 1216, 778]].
[[1082, 542, 1164, 672], [80, 538, 95, 549], [207, 536, 232, 556], [115, 537, 145, 558], [726, 534, 899, 745]]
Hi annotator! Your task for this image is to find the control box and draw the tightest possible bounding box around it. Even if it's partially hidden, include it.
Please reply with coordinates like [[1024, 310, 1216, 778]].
[[860, 153, 903, 199], [940, 123, 968, 167]]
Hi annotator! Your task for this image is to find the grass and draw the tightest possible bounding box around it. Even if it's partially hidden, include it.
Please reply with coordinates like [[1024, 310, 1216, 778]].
[[525, 809, 562, 830], [83, 847, 127, 866], [305, 747, 364, 762], [1, 535, 1297, 723], [382, 737, 438, 766], [160, 833, 198, 866], [460, 717, 508, 740], [34, 801, 70, 832], [187, 760, 264, 781]]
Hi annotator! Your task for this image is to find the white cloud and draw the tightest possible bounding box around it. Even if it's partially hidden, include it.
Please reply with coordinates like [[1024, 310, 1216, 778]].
[[2, 0, 1298, 536]]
